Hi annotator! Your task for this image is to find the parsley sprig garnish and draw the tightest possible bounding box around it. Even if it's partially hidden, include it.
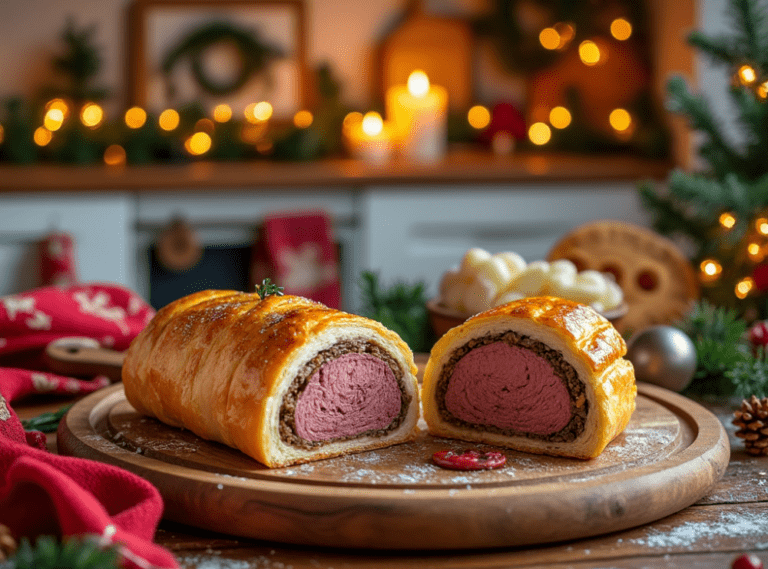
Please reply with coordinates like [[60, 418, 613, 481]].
[[254, 278, 284, 300]]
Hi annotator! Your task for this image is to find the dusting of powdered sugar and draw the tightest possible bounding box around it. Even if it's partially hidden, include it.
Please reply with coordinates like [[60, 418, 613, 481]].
[[178, 551, 294, 569], [629, 509, 768, 549]]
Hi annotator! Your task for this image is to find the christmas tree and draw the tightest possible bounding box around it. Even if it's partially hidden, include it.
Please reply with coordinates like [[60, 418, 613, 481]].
[[640, 0, 768, 319]]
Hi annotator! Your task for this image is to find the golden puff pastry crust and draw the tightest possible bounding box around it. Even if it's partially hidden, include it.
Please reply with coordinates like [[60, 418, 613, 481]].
[[122, 290, 420, 467], [422, 296, 636, 459]]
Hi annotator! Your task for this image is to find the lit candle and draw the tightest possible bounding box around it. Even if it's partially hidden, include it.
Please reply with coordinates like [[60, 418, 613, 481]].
[[386, 70, 448, 162], [345, 111, 393, 164]]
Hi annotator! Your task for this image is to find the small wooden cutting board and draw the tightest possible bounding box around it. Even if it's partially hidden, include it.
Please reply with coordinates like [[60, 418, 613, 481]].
[[58, 382, 729, 550]]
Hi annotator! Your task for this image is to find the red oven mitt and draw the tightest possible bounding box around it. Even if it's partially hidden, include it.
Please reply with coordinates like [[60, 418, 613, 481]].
[[0, 283, 180, 569]]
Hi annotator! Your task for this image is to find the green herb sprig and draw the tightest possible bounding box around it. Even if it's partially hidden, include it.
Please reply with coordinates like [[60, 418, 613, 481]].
[[254, 278, 284, 300], [20, 405, 72, 434]]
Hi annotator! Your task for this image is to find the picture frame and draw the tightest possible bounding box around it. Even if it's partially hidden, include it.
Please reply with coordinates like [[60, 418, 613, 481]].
[[127, 0, 309, 121]]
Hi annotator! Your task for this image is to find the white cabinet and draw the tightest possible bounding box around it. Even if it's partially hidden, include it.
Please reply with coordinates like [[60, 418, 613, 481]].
[[361, 183, 650, 299], [0, 193, 135, 294], [0, 182, 651, 311]]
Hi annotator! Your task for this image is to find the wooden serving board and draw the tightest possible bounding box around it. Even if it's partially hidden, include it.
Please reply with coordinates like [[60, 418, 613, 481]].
[[58, 382, 729, 550]]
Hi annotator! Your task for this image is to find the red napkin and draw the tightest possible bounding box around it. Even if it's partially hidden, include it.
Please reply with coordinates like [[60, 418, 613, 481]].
[[251, 210, 341, 308], [0, 283, 180, 569]]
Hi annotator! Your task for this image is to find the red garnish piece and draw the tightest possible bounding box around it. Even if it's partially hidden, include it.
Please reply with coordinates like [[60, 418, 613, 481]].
[[432, 449, 506, 471], [732, 554, 764, 569]]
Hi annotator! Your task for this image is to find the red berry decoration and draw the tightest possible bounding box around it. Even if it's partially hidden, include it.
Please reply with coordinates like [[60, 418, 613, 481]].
[[432, 449, 506, 471], [749, 321, 768, 349], [732, 553, 764, 569]]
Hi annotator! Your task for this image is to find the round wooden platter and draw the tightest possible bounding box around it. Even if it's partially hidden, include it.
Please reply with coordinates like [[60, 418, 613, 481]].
[[58, 382, 729, 551]]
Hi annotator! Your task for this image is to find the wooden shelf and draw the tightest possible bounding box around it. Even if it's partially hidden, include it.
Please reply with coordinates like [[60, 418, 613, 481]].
[[0, 150, 673, 193]]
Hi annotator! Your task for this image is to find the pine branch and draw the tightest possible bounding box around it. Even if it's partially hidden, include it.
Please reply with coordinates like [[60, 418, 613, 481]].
[[637, 182, 712, 251], [687, 30, 744, 65], [726, 354, 768, 399], [666, 76, 745, 174], [731, 0, 768, 64], [9, 535, 119, 569], [667, 169, 739, 211]]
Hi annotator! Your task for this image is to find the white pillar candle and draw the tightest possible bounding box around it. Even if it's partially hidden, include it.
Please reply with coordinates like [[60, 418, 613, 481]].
[[345, 111, 393, 164], [386, 70, 448, 163]]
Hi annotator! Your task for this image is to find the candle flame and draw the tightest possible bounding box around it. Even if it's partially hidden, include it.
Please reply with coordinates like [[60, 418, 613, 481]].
[[407, 70, 430, 97], [362, 112, 383, 136]]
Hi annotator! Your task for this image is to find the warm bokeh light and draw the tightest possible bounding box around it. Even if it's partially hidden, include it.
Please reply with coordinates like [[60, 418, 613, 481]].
[[609, 108, 632, 132], [467, 105, 491, 129], [528, 122, 551, 145], [44, 109, 65, 131], [549, 106, 572, 129], [240, 122, 267, 144], [361, 112, 384, 136], [0, 124, 4, 144], [245, 101, 273, 123], [343, 112, 363, 133], [103, 144, 126, 166], [195, 118, 215, 135], [124, 106, 147, 129], [33, 127, 53, 147], [759, 83, 768, 100], [80, 103, 104, 128], [554, 22, 575, 47], [748, 242, 763, 261], [45, 98, 70, 118], [539, 27, 560, 50], [185, 132, 212, 156], [213, 104, 232, 123], [158, 109, 180, 131], [719, 212, 737, 229], [736, 277, 754, 299], [293, 110, 314, 128], [407, 70, 430, 97], [738, 64, 757, 85], [610, 18, 632, 40], [256, 139, 274, 154], [699, 259, 723, 282], [757, 217, 768, 235], [579, 40, 602, 66]]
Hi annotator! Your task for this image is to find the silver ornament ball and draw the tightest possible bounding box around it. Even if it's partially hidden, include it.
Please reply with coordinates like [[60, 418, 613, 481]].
[[626, 325, 697, 392]]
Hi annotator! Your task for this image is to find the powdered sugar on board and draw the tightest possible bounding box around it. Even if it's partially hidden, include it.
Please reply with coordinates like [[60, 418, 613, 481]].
[[106, 390, 681, 489]]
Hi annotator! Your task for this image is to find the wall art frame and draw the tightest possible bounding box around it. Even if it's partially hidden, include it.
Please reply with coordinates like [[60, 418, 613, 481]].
[[127, 0, 309, 121]]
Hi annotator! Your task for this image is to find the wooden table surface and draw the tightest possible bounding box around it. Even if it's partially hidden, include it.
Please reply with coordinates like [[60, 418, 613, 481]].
[[15, 393, 768, 569]]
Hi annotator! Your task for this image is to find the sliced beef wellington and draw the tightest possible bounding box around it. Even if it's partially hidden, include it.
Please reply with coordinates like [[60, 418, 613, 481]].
[[422, 296, 636, 459], [122, 290, 420, 468]]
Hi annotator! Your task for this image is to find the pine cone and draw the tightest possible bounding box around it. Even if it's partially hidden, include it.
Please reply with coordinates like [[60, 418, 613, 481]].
[[733, 395, 768, 455], [0, 524, 17, 561]]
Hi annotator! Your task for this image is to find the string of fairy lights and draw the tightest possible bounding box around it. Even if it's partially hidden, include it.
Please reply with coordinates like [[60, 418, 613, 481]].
[[698, 212, 768, 300], [0, 12, 646, 164], [692, 61, 768, 299]]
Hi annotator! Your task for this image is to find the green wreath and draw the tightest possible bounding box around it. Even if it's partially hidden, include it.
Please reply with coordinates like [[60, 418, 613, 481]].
[[162, 21, 283, 97]]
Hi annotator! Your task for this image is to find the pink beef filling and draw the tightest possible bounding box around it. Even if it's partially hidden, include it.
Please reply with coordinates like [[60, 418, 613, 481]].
[[294, 352, 401, 441], [444, 341, 571, 435]]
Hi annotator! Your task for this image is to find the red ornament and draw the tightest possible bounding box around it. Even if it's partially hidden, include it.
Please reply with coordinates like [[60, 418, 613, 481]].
[[749, 321, 768, 349], [479, 102, 527, 145], [732, 553, 764, 569], [432, 449, 506, 471], [753, 263, 768, 292]]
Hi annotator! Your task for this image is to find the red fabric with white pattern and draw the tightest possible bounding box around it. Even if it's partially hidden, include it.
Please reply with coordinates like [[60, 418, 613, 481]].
[[0, 283, 180, 569]]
